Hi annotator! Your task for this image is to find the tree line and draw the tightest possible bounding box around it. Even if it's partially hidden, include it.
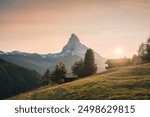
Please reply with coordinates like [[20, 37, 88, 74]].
[[42, 49, 97, 85], [106, 36, 150, 69]]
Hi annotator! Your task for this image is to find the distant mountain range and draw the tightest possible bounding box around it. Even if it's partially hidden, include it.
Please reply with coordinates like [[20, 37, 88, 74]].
[[0, 34, 106, 74]]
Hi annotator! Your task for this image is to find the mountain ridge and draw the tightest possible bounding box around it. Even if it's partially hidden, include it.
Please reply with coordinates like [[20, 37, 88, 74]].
[[0, 34, 106, 74]]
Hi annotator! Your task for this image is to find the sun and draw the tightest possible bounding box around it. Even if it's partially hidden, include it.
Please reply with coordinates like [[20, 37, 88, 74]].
[[114, 48, 123, 56]]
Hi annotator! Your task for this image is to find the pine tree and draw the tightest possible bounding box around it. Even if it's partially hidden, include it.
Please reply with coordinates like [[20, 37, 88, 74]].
[[52, 62, 67, 83], [138, 36, 150, 63], [83, 49, 97, 76], [71, 59, 84, 78], [42, 69, 51, 85]]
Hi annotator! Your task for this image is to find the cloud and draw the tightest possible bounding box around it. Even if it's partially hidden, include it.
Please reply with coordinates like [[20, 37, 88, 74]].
[[118, 0, 150, 11], [0, 0, 123, 12]]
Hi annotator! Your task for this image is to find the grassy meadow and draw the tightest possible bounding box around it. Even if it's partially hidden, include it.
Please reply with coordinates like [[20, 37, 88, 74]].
[[10, 63, 150, 100]]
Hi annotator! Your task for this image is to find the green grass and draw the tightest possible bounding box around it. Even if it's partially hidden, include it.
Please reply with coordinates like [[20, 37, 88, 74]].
[[10, 63, 150, 100]]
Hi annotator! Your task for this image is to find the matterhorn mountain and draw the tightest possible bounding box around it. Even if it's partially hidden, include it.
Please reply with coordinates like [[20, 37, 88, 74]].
[[0, 34, 106, 74], [61, 33, 87, 56]]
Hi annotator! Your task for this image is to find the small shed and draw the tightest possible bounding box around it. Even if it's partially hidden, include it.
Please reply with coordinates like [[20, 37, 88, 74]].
[[64, 73, 77, 83]]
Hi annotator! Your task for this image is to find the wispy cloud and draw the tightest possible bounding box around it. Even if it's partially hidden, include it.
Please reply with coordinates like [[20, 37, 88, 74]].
[[119, 0, 150, 11], [0, 0, 150, 57]]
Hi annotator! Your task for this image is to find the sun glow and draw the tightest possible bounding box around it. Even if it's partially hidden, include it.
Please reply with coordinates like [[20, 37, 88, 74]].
[[114, 47, 123, 56]]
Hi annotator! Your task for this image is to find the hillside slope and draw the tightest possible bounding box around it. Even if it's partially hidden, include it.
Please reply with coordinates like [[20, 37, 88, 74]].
[[0, 58, 42, 99], [10, 63, 150, 100]]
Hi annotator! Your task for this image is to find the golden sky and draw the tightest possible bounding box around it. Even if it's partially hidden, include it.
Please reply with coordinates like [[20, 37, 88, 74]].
[[0, 0, 150, 58]]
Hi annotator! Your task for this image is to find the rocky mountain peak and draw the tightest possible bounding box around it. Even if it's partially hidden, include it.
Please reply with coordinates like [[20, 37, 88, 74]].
[[61, 33, 87, 56], [70, 33, 80, 42], [67, 33, 80, 46]]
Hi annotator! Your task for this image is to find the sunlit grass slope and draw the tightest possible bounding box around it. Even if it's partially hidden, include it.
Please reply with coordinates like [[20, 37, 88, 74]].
[[10, 63, 150, 100]]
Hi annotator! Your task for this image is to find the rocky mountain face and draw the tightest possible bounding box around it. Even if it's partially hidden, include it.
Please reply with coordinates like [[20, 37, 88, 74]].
[[61, 34, 87, 56], [0, 34, 106, 74]]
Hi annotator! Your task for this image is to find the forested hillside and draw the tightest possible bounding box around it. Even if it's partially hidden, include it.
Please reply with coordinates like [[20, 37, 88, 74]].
[[0, 58, 42, 99]]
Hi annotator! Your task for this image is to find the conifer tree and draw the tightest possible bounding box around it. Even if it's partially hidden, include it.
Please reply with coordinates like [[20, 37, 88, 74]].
[[83, 49, 97, 76], [71, 59, 84, 78], [42, 69, 51, 85], [138, 36, 150, 63], [52, 62, 67, 83]]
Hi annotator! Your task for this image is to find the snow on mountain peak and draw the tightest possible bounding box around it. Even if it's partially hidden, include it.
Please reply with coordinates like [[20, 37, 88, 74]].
[[70, 33, 80, 42], [66, 33, 80, 48], [61, 33, 88, 56], [0, 51, 5, 54]]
